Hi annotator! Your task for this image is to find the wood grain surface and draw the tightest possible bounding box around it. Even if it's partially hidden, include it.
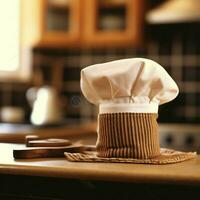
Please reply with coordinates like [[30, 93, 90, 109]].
[[0, 122, 97, 143], [0, 143, 200, 185]]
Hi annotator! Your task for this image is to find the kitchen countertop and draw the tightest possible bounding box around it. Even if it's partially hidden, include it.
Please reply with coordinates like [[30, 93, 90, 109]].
[[0, 143, 200, 185], [0, 122, 97, 143]]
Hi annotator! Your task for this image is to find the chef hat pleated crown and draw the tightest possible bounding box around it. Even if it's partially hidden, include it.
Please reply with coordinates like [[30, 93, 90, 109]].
[[81, 58, 179, 113]]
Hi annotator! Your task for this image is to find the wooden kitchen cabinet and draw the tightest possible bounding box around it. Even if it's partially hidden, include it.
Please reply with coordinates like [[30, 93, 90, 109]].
[[82, 0, 145, 48], [21, 0, 81, 48], [21, 0, 144, 48]]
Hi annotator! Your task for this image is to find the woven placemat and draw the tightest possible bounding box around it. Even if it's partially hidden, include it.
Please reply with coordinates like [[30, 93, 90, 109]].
[[65, 148, 196, 165]]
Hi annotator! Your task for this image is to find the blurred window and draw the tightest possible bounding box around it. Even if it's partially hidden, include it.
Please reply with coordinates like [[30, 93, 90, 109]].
[[0, 0, 30, 81]]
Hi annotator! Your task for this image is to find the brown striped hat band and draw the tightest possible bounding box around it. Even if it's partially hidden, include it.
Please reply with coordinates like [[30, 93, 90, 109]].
[[65, 103, 196, 164]]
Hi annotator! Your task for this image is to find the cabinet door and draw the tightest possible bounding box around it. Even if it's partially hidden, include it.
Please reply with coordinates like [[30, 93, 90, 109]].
[[82, 0, 144, 48], [39, 0, 81, 47]]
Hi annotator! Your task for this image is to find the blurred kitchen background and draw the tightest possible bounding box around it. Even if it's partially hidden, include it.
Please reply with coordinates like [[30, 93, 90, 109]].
[[1, 0, 200, 151]]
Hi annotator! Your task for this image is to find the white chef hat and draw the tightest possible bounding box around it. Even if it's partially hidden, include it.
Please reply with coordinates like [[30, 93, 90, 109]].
[[81, 58, 179, 114], [65, 58, 196, 164]]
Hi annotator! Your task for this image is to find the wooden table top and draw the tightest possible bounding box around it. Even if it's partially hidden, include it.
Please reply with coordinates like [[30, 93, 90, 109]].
[[0, 122, 97, 143], [0, 143, 200, 185]]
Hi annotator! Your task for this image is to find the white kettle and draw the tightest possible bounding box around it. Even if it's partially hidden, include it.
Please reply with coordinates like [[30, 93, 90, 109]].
[[26, 86, 62, 125]]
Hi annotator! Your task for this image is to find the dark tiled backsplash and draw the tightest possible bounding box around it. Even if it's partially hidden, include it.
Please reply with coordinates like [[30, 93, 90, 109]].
[[1, 24, 200, 123]]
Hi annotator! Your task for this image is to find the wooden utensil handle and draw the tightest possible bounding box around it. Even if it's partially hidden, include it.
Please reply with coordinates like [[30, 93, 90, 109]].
[[25, 135, 72, 147], [25, 135, 40, 147], [28, 139, 72, 147]]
